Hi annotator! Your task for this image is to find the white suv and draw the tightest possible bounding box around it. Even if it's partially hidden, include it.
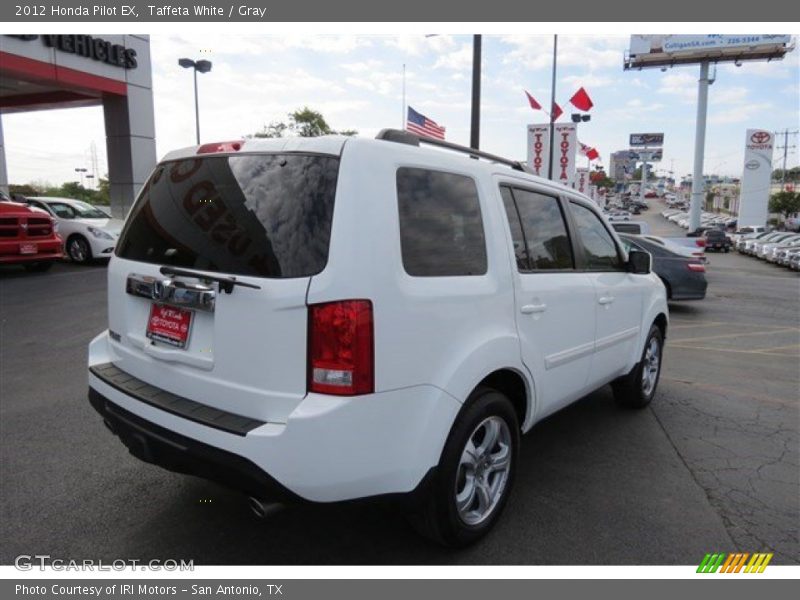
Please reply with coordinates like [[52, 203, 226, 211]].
[[87, 131, 668, 546]]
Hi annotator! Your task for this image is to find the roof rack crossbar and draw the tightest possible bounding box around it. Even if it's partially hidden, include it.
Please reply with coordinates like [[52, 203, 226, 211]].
[[375, 128, 533, 174]]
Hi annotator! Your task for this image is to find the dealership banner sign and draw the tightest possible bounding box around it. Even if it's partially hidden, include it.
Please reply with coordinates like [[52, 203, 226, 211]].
[[526, 124, 551, 178], [738, 129, 774, 228], [527, 123, 578, 187], [575, 168, 589, 194], [630, 133, 664, 147]]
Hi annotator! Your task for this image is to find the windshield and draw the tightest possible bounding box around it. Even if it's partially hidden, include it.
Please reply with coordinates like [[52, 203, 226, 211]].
[[69, 201, 109, 219], [116, 153, 340, 279]]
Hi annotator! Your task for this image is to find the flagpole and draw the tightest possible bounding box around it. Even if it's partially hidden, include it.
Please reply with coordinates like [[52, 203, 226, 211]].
[[547, 35, 558, 181], [402, 63, 406, 130]]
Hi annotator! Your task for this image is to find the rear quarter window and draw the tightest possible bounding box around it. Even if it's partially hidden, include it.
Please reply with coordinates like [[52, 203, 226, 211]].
[[116, 153, 339, 279], [396, 167, 487, 277]]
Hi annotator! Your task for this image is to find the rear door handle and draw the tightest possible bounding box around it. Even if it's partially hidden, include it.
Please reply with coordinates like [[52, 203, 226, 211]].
[[521, 303, 547, 314], [598, 295, 615, 305]]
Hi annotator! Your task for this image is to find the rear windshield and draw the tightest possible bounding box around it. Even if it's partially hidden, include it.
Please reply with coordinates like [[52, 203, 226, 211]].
[[116, 154, 339, 278]]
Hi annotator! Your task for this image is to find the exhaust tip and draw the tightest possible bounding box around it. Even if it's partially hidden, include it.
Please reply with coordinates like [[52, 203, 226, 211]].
[[248, 496, 283, 520]]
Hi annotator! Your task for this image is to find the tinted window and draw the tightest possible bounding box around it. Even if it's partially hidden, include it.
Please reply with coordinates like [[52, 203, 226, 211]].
[[511, 188, 573, 270], [116, 154, 339, 278], [499, 186, 529, 271], [570, 201, 623, 270], [397, 168, 487, 276]]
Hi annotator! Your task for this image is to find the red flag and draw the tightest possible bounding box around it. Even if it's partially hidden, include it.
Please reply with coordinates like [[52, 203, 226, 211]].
[[551, 102, 563, 121], [569, 87, 594, 111], [579, 142, 600, 161], [524, 90, 542, 110]]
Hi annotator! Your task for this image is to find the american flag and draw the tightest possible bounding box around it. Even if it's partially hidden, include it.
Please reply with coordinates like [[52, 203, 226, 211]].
[[406, 106, 446, 140]]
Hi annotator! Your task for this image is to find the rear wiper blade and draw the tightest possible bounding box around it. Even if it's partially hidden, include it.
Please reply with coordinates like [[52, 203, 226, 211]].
[[159, 266, 261, 294]]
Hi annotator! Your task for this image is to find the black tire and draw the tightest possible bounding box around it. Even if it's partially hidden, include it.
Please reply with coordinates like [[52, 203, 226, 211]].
[[408, 387, 519, 547], [23, 261, 55, 272], [66, 235, 92, 264], [612, 324, 664, 409]]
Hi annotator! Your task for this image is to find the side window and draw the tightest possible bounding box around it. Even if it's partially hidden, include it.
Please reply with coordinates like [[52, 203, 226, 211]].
[[397, 168, 487, 277], [569, 201, 623, 271], [510, 188, 574, 270], [499, 186, 529, 271], [50, 203, 76, 219]]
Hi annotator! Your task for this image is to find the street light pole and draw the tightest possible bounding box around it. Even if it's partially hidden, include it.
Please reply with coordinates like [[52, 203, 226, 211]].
[[547, 35, 558, 181], [470, 34, 482, 150], [193, 68, 200, 145], [179, 58, 213, 145]]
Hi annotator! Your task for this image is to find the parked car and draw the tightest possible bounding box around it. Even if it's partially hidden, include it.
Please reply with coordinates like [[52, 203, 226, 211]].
[[757, 234, 800, 259], [788, 250, 800, 271], [741, 232, 784, 254], [26, 197, 124, 264], [0, 200, 63, 271], [703, 229, 732, 252], [748, 232, 796, 257], [619, 234, 707, 301], [769, 240, 800, 264], [606, 210, 633, 222], [86, 132, 669, 547], [736, 231, 772, 252]]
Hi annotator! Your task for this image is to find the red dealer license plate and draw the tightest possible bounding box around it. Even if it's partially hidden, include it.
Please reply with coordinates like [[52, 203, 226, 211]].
[[146, 304, 193, 349], [19, 242, 37, 255]]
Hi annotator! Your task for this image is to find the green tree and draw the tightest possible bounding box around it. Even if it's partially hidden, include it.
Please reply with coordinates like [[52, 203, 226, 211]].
[[705, 191, 715, 211], [253, 107, 357, 139], [768, 191, 800, 219]]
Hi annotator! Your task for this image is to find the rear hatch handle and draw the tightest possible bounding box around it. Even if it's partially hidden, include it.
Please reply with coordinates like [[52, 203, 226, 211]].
[[158, 266, 261, 294]]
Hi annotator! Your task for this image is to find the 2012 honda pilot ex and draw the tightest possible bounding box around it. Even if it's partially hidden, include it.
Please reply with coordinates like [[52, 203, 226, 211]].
[[88, 131, 668, 546]]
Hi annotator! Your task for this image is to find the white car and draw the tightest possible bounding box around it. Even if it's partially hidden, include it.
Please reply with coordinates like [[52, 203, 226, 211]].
[[26, 197, 124, 264], [87, 132, 668, 546]]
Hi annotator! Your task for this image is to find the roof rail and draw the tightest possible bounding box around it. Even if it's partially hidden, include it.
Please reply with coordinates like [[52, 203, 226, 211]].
[[375, 128, 534, 174]]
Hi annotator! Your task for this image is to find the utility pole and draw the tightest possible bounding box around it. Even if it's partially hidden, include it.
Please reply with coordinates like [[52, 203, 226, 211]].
[[774, 128, 798, 191]]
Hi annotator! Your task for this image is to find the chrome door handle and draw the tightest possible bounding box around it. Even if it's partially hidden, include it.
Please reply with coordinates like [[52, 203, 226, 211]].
[[521, 303, 547, 314], [598, 295, 615, 305]]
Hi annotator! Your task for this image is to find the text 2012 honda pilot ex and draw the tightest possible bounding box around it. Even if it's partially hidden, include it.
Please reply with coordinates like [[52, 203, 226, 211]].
[[88, 131, 668, 546]]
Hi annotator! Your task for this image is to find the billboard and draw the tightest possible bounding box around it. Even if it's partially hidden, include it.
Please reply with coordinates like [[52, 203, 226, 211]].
[[625, 34, 793, 69], [526, 123, 578, 187], [738, 129, 774, 228], [630, 133, 664, 147]]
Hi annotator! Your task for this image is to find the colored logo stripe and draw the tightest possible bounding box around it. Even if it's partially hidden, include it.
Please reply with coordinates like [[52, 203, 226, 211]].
[[697, 552, 773, 573]]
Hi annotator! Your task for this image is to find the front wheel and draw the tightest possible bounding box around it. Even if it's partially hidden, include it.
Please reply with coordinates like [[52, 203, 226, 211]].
[[409, 387, 519, 547], [612, 324, 664, 409], [67, 235, 92, 264]]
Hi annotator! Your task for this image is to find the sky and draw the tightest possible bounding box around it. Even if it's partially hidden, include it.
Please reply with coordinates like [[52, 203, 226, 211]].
[[3, 33, 799, 189]]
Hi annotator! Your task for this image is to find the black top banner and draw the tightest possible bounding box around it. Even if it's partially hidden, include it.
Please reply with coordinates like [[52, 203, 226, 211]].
[[2, 0, 799, 21]]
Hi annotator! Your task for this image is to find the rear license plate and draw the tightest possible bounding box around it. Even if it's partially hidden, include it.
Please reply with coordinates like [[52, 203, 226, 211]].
[[19, 242, 37, 255], [146, 304, 193, 349]]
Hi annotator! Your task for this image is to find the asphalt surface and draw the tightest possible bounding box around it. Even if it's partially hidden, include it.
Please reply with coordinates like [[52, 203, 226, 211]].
[[0, 206, 797, 565]]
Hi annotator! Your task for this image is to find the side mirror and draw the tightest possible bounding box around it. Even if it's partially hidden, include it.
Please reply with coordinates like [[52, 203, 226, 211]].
[[627, 248, 651, 274]]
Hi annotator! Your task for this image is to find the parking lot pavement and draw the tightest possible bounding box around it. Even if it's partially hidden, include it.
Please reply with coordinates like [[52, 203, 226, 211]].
[[638, 204, 799, 565], [0, 239, 796, 565]]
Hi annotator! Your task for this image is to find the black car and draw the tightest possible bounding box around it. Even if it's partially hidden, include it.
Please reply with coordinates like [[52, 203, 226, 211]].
[[619, 234, 708, 301], [703, 229, 733, 252]]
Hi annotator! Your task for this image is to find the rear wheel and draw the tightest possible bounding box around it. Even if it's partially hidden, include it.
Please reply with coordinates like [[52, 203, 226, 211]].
[[409, 387, 519, 547], [612, 324, 663, 409], [67, 235, 92, 264]]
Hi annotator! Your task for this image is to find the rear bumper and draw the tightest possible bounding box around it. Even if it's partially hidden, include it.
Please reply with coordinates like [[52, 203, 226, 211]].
[[87, 331, 460, 503]]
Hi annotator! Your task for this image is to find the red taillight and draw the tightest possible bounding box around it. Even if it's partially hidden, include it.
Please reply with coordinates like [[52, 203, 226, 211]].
[[197, 140, 243, 154], [695, 238, 707, 248], [687, 262, 706, 272], [308, 300, 374, 396]]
